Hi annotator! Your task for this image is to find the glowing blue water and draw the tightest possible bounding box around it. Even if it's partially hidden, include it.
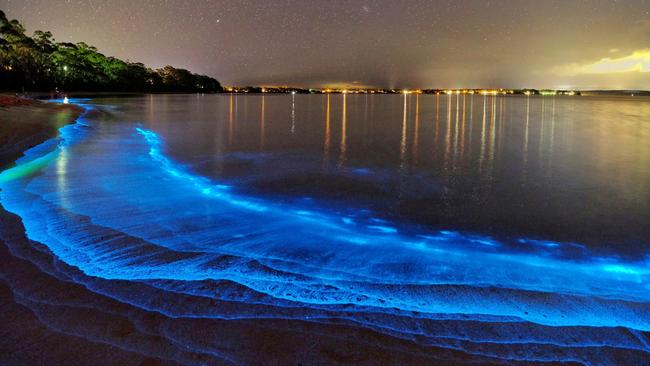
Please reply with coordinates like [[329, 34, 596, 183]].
[[1, 98, 650, 363]]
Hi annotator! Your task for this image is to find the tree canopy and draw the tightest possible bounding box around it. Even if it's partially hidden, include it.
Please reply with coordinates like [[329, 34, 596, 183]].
[[0, 11, 222, 92]]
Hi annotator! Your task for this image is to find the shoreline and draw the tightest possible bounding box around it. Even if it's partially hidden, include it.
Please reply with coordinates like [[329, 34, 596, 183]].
[[4, 89, 650, 98], [0, 97, 167, 365], [0, 96, 82, 169], [0, 96, 460, 365], [1, 96, 648, 365]]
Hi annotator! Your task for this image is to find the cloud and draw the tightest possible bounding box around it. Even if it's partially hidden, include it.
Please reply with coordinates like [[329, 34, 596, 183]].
[[553, 49, 650, 76], [635, 19, 650, 30]]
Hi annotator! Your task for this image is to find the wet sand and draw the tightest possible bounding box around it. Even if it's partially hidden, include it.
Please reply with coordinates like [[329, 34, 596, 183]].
[[0, 98, 173, 365], [0, 96, 79, 168], [0, 97, 159, 364]]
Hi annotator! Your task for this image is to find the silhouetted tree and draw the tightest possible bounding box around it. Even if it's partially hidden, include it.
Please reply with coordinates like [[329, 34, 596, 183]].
[[0, 11, 222, 93]]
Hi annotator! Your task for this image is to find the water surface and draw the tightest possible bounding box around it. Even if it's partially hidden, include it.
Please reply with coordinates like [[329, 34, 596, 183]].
[[1, 94, 649, 364], [121, 94, 650, 255]]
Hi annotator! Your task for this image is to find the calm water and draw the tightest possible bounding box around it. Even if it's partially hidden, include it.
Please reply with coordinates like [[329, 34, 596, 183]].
[[108, 93, 650, 257]]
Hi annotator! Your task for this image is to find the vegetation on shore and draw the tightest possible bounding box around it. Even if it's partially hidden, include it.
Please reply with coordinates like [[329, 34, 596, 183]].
[[0, 10, 222, 93]]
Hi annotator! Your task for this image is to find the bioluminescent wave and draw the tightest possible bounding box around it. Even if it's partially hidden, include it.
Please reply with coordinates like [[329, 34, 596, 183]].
[[1, 99, 650, 364]]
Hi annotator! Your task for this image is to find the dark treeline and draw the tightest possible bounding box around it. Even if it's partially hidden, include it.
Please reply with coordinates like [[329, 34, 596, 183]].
[[0, 10, 222, 93]]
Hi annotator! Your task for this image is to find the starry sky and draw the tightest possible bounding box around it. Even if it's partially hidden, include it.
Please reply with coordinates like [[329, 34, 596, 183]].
[[2, 0, 650, 89]]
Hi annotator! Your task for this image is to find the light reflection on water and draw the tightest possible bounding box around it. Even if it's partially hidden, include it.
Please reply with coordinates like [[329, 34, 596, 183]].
[[80, 94, 650, 255]]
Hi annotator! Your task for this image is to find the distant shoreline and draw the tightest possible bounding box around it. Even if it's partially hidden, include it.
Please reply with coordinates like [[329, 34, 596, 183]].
[[6, 89, 650, 97]]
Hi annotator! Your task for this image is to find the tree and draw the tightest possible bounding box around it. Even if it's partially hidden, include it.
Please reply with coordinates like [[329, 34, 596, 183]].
[[0, 11, 223, 93]]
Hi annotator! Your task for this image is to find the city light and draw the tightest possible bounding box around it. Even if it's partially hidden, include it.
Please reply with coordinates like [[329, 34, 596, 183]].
[[209, 86, 583, 96], [481, 90, 498, 95]]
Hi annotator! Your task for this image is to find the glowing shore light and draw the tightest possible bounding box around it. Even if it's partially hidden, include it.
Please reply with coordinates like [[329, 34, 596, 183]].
[[402, 89, 410, 94], [63, 96, 69, 104], [291, 91, 297, 95], [481, 90, 492, 95], [524, 91, 532, 96]]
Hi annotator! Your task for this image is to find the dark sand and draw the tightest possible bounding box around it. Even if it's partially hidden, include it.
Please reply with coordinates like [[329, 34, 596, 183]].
[[0, 97, 583, 365], [0, 96, 80, 168], [0, 98, 174, 365]]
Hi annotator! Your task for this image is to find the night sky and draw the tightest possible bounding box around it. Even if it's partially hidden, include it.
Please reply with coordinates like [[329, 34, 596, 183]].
[[3, 0, 650, 89]]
